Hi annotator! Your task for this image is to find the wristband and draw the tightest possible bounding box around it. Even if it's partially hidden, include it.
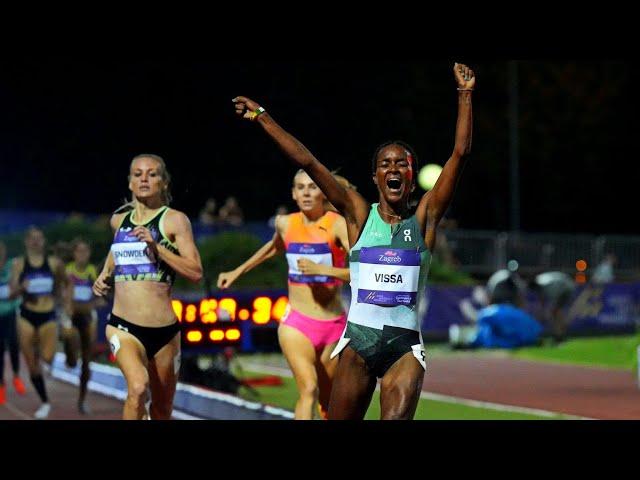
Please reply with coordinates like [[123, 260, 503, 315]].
[[249, 106, 266, 120]]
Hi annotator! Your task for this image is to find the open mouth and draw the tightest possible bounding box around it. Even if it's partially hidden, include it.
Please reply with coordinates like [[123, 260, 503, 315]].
[[386, 178, 402, 191]]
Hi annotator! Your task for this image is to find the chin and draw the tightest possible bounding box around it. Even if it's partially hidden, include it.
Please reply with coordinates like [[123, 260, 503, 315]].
[[136, 191, 156, 199], [383, 189, 404, 202]]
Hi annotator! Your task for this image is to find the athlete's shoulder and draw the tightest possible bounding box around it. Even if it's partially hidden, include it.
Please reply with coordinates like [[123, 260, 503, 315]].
[[163, 208, 191, 225], [324, 210, 342, 221], [88, 264, 98, 278], [283, 212, 299, 221], [162, 208, 195, 236], [110, 212, 128, 231], [11, 256, 24, 272], [48, 255, 64, 271], [275, 213, 293, 233]]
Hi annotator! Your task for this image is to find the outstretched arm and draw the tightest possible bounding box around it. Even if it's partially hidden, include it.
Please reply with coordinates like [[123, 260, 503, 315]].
[[232, 96, 369, 230], [417, 62, 474, 251], [217, 217, 286, 289]]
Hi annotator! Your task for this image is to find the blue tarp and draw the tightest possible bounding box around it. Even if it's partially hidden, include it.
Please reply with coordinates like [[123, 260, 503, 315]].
[[471, 304, 543, 348]]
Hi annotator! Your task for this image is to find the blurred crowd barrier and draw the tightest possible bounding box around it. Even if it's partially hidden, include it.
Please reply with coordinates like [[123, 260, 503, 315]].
[[420, 282, 640, 340], [447, 229, 640, 281]]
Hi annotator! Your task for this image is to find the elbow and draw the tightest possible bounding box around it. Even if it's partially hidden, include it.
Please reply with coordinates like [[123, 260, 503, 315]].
[[192, 265, 204, 284], [427, 205, 443, 226], [190, 269, 204, 284]]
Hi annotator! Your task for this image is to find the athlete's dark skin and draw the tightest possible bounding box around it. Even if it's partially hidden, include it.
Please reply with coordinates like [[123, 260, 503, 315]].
[[233, 62, 475, 419]]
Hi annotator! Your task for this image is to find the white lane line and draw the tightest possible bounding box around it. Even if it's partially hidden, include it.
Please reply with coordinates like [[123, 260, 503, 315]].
[[418, 391, 591, 419], [3, 401, 32, 420], [52, 354, 288, 420]]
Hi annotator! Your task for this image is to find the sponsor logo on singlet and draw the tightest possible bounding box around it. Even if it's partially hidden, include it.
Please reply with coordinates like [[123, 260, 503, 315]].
[[377, 250, 403, 264]]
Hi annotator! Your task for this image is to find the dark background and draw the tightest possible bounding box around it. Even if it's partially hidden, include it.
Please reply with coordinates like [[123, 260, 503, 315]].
[[0, 59, 634, 234]]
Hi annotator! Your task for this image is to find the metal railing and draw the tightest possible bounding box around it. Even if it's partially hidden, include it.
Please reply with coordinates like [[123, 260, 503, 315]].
[[444, 229, 640, 280]]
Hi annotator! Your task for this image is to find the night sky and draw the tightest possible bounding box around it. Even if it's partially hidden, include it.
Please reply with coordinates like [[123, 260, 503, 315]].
[[0, 59, 634, 234]]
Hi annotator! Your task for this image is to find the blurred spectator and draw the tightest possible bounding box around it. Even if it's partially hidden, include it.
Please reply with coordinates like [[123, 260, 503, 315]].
[[592, 253, 616, 285], [450, 263, 541, 349], [268, 205, 289, 229], [218, 196, 244, 226], [66, 211, 85, 223], [530, 271, 576, 343], [485, 264, 526, 307], [52, 240, 73, 263], [450, 304, 543, 349], [434, 218, 459, 269], [198, 198, 219, 226], [458, 285, 489, 323], [94, 214, 112, 230]]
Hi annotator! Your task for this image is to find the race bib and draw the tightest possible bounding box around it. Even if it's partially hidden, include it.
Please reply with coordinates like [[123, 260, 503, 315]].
[[111, 230, 158, 276], [286, 242, 333, 283], [357, 247, 421, 306], [73, 285, 94, 302], [26, 275, 54, 295]]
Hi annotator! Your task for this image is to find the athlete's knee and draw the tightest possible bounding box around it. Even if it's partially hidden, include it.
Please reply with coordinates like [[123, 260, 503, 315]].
[[381, 391, 416, 420], [381, 403, 414, 420], [381, 387, 418, 419], [381, 378, 417, 413], [126, 377, 149, 405], [298, 379, 319, 401]]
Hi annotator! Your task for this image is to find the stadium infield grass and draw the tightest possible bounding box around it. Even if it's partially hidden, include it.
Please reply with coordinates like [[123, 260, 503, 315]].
[[509, 333, 640, 370]]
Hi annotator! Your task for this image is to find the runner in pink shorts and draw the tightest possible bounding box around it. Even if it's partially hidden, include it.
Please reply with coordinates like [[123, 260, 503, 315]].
[[218, 170, 353, 419]]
